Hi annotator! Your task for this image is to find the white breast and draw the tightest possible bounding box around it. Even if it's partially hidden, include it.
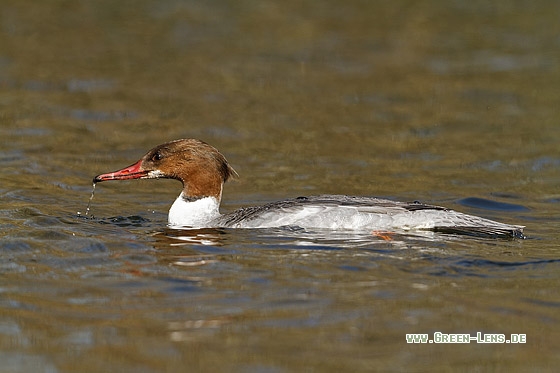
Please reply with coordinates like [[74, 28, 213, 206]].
[[168, 193, 221, 227]]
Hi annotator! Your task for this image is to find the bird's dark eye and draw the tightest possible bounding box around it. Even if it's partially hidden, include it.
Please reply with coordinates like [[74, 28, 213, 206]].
[[151, 151, 163, 162]]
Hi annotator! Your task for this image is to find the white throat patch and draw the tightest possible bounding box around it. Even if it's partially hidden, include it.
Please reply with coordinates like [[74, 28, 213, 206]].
[[168, 192, 221, 228]]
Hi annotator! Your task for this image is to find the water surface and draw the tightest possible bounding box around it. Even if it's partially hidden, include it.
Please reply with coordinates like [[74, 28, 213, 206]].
[[1, 1, 560, 371]]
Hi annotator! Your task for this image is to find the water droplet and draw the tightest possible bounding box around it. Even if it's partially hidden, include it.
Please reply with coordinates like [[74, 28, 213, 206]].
[[85, 182, 96, 216]]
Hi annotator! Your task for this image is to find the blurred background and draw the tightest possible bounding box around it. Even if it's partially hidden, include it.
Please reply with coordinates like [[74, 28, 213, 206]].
[[1, 1, 559, 371]]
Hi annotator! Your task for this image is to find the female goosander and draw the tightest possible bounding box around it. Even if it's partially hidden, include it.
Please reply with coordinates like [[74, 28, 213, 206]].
[[93, 139, 525, 238]]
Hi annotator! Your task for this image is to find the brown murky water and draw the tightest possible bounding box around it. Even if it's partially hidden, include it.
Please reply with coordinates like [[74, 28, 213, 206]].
[[1, 1, 560, 371]]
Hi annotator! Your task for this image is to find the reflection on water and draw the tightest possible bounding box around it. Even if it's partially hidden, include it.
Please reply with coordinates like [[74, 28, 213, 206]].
[[457, 196, 530, 212], [1, 0, 560, 371]]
